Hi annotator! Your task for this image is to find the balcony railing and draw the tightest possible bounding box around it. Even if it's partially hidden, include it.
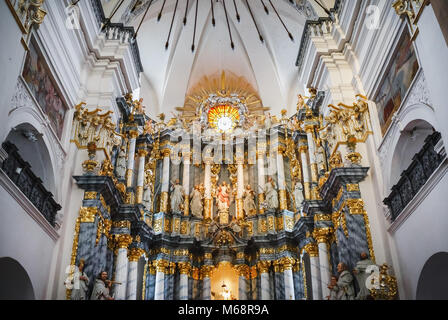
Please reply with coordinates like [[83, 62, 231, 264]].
[[90, 0, 144, 73], [383, 132, 443, 221], [1, 141, 61, 227]]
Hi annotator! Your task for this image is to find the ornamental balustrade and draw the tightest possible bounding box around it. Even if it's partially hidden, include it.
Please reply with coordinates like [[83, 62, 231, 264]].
[[90, 0, 144, 73], [1, 141, 61, 227], [295, 0, 342, 72], [383, 131, 443, 221]]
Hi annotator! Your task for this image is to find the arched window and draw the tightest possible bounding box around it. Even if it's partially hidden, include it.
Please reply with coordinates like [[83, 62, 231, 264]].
[[0, 257, 35, 300], [416, 252, 448, 299]]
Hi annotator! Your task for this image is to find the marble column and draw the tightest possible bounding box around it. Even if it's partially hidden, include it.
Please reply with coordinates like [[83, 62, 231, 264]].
[[126, 248, 143, 300], [305, 126, 318, 184], [256, 150, 266, 214], [237, 265, 248, 300], [160, 149, 171, 212], [258, 261, 271, 300], [236, 158, 244, 220], [113, 234, 132, 300], [147, 263, 156, 300], [201, 265, 213, 300], [182, 152, 191, 216], [299, 146, 311, 200], [204, 158, 213, 221], [314, 229, 332, 300], [282, 258, 295, 300], [136, 149, 147, 204], [178, 262, 190, 300], [126, 131, 138, 188], [305, 243, 322, 300], [276, 148, 287, 211], [154, 259, 168, 300]]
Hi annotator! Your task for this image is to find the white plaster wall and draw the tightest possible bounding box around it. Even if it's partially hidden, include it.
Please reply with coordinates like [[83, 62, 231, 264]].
[[391, 164, 448, 299], [0, 1, 27, 142], [0, 186, 57, 300]]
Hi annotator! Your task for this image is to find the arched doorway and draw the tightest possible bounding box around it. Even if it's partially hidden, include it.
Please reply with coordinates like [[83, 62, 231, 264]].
[[210, 262, 239, 300], [0, 257, 35, 300], [416, 252, 448, 299]]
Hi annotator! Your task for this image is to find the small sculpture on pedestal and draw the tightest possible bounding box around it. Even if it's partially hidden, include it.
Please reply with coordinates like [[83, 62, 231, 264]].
[[243, 185, 256, 217], [170, 179, 185, 213], [293, 179, 304, 211], [265, 177, 279, 211], [115, 146, 127, 180], [190, 185, 203, 219]]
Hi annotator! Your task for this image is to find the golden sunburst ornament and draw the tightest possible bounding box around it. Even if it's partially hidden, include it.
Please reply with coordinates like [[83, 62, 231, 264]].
[[208, 105, 240, 133]]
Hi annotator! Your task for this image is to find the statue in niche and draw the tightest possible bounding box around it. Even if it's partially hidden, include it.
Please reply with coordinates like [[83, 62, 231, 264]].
[[265, 177, 279, 211], [293, 179, 305, 211], [170, 179, 185, 213], [115, 146, 127, 180], [243, 185, 256, 217], [142, 178, 153, 213], [315, 139, 326, 172], [353, 252, 376, 300], [190, 185, 203, 219], [216, 181, 231, 224]]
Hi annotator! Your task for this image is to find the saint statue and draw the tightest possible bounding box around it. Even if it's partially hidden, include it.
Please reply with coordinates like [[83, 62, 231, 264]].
[[142, 184, 153, 213], [190, 185, 203, 219], [243, 185, 256, 217], [293, 180, 304, 211], [265, 177, 279, 211], [353, 252, 376, 300], [90, 271, 114, 300], [170, 179, 185, 213], [216, 181, 231, 224], [70, 259, 89, 300], [115, 146, 127, 180], [336, 263, 355, 300], [326, 275, 342, 300]]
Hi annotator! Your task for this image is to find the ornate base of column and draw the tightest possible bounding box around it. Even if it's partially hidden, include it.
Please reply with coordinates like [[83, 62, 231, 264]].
[[258, 193, 265, 214], [136, 186, 143, 204], [183, 197, 190, 216], [160, 191, 169, 213], [204, 199, 212, 222], [279, 189, 287, 211]]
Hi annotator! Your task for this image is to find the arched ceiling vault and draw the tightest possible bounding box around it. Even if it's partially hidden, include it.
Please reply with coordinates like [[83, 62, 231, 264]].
[[100, 0, 335, 118]]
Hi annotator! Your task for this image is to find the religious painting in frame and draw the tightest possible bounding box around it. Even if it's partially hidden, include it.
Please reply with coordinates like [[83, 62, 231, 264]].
[[374, 30, 420, 135], [21, 36, 68, 139]]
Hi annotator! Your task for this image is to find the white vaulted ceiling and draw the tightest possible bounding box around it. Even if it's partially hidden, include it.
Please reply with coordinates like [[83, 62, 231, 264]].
[[101, 0, 335, 119]]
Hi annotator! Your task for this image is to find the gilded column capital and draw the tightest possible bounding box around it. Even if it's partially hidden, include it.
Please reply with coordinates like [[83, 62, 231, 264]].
[[303, 242, 319, 257], [79, 207, 97, 223], [313, 227, 334, 244], [154, 259, 169, 273], [299, 145, 308, 153], [234, 264, 249, 278], [128, 130, 139, 139], [280, 257, 296, 271], [200, 265, 214, 278], [257, 260, 271, 273], [137, 149, 148, 157], [128, 247, 145, 262], [178, 262, 191, 275], [273, 259, 283, 273], [191, 267, 200, 280], [113, 234, 133, 249]]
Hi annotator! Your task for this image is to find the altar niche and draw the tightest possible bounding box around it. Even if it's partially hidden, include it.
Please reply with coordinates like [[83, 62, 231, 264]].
[[210, 262, 239, 300]]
